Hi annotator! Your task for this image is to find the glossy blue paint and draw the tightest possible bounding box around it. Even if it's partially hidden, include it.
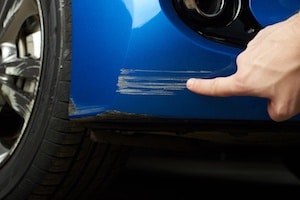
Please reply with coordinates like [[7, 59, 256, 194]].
[[71, 0, 300, 120], [250, 0, 300, 26]]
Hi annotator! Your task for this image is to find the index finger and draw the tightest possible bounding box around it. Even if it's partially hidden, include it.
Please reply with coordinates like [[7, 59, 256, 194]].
[[186, 77, 244, 97]]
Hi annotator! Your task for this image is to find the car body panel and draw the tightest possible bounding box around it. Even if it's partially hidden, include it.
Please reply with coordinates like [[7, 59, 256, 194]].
[[70, 0, 300, 121]]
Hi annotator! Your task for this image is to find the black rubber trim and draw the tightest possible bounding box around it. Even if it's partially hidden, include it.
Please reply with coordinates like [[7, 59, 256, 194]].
[[76, 117, 300, 134]]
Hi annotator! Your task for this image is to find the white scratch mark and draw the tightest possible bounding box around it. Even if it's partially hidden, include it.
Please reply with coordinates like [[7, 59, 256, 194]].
[[117, 68, 221, 96]]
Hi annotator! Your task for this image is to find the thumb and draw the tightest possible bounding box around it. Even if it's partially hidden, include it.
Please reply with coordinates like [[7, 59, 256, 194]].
[[267, 100, 294, 122]]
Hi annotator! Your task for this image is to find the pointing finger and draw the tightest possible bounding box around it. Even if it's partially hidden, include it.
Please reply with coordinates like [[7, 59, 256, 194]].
[[186, 77, 243, 97]]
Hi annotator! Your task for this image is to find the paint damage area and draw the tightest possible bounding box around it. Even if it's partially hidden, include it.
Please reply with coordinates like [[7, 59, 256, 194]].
[[68, 98, 77, 116], [88, 110, 153, 121], [68, 98, 113, 118], [117, 68, 214, 95], [69, 96, 152, 120]]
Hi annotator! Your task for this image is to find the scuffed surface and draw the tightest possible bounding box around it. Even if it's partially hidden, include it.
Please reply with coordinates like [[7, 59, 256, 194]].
[[117, 68, 216, 95]]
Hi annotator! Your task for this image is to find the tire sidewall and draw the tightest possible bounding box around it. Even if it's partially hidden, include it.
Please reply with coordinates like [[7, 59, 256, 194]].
[[0, 0, 67, 198]]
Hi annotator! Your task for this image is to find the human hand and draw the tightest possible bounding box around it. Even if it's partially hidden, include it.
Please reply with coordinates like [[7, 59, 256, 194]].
[[186, 13, 300, 122]]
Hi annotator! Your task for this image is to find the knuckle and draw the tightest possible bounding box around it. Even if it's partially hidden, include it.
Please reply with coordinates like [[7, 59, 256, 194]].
[[269, 104, 290, 122], [231, 75, 248, 95], [236, 53, 244, 65]]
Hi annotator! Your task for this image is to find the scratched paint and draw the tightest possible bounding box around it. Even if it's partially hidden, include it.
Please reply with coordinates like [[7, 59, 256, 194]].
[[117, 68, 232, 95]]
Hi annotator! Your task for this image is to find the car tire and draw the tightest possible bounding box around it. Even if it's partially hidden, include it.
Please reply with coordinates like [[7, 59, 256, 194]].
[[0, 0, 128, 199]]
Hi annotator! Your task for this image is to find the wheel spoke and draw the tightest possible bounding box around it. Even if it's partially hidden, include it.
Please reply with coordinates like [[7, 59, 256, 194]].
[[0, 83, 33, 120], [0, 142, 9, 163], [0, 55, 39, 120], [1, 58, 41, 79], [0, 0, 38, 43], [0, 41, 41, 120]]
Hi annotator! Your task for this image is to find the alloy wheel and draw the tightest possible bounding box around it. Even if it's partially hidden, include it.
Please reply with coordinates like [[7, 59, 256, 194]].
[[0, 0, 43, 166]]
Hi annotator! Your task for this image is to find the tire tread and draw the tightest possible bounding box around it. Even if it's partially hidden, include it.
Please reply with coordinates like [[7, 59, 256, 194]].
[[5, 0, 129, 199]]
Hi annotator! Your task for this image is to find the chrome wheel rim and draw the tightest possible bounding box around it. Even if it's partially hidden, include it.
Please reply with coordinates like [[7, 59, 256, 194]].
[[0, 0, 43, 166]]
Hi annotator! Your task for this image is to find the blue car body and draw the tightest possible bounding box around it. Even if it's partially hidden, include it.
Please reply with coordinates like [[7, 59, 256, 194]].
[[70, 0, 300, 121]]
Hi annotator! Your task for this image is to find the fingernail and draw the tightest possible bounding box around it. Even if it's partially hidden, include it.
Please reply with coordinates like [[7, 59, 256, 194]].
[[186, 78, 195, 89]]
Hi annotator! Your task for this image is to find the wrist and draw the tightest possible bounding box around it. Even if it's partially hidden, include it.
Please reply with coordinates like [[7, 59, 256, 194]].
[[288, 12, 300, 39]]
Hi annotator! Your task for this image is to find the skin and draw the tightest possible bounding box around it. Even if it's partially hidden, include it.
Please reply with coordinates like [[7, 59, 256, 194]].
[[186, 13, 300, 122]]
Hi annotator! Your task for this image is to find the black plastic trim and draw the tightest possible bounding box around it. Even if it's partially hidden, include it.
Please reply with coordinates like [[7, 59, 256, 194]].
[[76, 117, 300, 134]]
